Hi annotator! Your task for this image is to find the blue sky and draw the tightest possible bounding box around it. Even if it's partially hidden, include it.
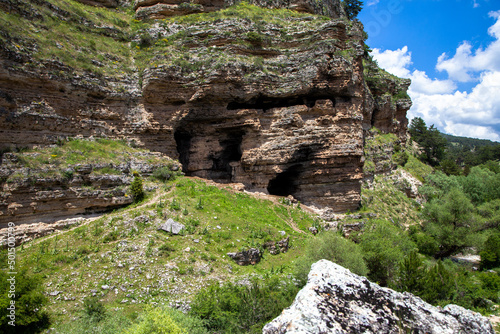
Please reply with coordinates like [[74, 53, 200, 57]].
[[358, 0, 500, 141]]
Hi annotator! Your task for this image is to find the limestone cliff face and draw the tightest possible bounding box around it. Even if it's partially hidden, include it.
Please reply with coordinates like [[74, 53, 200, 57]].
[[0, 143, 179, 228], [134, 0, 345, 20], [0, 0, 411, 215]]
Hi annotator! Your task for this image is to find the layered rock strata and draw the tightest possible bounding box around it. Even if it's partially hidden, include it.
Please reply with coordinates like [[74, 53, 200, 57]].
[[0, 149, 177, 227], [134, 0, 346, 20], [263, 260, 495, 334], [0, 0, 411, 215]]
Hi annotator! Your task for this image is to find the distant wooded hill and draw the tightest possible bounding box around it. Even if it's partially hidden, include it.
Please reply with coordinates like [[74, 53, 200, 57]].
[[409, 117, 500, 174]]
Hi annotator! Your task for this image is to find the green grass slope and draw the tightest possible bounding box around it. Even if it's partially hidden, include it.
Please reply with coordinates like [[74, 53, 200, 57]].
[[15, 172, 316, 325]]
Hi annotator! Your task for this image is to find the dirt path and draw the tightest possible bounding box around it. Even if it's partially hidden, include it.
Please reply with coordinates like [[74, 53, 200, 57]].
[[270, 206, 307, 235], [23, 188, 171, 248], [20, 177, 316, 247]]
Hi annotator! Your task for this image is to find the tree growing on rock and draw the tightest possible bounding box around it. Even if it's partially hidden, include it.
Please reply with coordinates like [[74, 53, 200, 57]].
[[343, 0, 363, 20]]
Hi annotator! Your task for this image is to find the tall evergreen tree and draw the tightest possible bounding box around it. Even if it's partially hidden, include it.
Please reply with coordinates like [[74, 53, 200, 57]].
[[409, 117, 447, 166], [343, 0, 363, 20]]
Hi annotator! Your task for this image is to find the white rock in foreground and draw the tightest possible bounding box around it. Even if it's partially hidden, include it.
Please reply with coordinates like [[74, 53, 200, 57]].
[[263, 260, 495, 334]]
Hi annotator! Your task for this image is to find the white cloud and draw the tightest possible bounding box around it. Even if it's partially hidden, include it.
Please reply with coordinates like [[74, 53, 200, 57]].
[[473, 0, 479, 8], [371, 46, 411, 77], [409, 70, 456, 95], [436, 11, 500, 82], [372, 47, 456, 95], [436, 43, 475, 82], [367, 0, 380, 6], [370, 13, 500, 142], [408, 72, 500, 142]]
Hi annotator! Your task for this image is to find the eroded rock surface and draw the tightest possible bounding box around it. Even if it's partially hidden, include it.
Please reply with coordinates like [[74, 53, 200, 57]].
[[0, 1, 411, 215], [159, 218, 185, 234], [134, 0, 346, 20], [0, 148, 177, 227], [227, 247, 261, 265], [263, 260, 495, 334]]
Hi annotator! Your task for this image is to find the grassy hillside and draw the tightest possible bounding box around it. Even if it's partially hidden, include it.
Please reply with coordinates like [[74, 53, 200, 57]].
[[14, 172, 316, 325], [0, 0, 133, 77], [2, 137, 500, 333], [0, 0, 341, 81]]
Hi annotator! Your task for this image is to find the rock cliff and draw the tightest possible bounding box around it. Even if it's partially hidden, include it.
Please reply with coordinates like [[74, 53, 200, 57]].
[[0, 0, 411, 216], [0, 139, 180, 228], [134, 0, 346, 20], [263, 260, 495, 334]]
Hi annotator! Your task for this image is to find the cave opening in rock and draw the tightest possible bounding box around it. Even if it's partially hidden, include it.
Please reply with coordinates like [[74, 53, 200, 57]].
[[209, 130, 245, 181], [267, 164, 303, 197], [174, 129, 192, 173]]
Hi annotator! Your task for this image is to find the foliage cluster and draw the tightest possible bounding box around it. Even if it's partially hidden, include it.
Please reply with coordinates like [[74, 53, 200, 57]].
[[342, 0, 363, 20], [293, 231, 367, 284], [410, 117, 500, 175], [190, 276, 299, 333], [0, 268, 50, 334], [124, 306, 206, 334], [409, 117, 447, 166], [414, 166, 500, 260]]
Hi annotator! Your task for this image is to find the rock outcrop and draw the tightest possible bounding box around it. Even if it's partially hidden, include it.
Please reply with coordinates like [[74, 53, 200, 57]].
[[75, 0, 119, 8], [0, 142, 179, 228], [158, 218, 185, 234], [227, 247, 261, 265], [134, 0, 346, 20], [263, 260, 495, 334], [0, 0, 411, 215]]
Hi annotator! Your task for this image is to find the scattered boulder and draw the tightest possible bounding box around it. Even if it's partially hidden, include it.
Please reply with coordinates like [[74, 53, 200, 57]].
[[227, 248, 261, 266], [263, 241, 280, 255], [263, 260, 495, 334], [341, 221, 365, 238], [263, 237, 290, 255], [278, 236, 289, 253], [158, 218, 185, 235], [308, 226, 318, 235]]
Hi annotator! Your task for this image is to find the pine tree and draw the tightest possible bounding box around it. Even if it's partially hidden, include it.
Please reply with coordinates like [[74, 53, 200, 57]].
[[130, 171, 144, 202], [343, 0, 363, 20]]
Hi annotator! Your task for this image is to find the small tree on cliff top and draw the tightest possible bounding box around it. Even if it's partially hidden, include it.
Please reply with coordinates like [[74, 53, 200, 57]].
[[343, 0, 363, 20]]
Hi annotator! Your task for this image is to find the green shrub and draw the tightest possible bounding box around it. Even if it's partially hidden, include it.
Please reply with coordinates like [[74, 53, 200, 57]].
[[423, 187, 476, 258], [152, 166, 173, 182], [480, 233, 500, 269], [83, 296, 106, 322], [358, 220, 416, 287], [392, 151, 409, 166], [421, 260, 455, 304], [0, 268, 50, 334], [130, 172, 145, 202], [294, 232, 368, 285], [397, 251, 425, 294], [124, 306, 187, 334], [246, 31, 263, 46], [102, 230, 120, 243], [55, 310, 131, 334], [190, 277, 298, 333], [158, 243, 175, 257]]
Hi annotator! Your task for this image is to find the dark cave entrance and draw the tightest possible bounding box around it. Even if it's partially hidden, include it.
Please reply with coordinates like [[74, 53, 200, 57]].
[[267, 164, 303, 197], [174, 129, 192, 173], [209, 130, 245, 181]]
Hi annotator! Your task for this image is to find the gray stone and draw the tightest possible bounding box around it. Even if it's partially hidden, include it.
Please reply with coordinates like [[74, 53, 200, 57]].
[[227, 248, 261, 266], [158, 218, 185, 235], [308, 226, 318, 235], [263, 260, 495, 334]]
